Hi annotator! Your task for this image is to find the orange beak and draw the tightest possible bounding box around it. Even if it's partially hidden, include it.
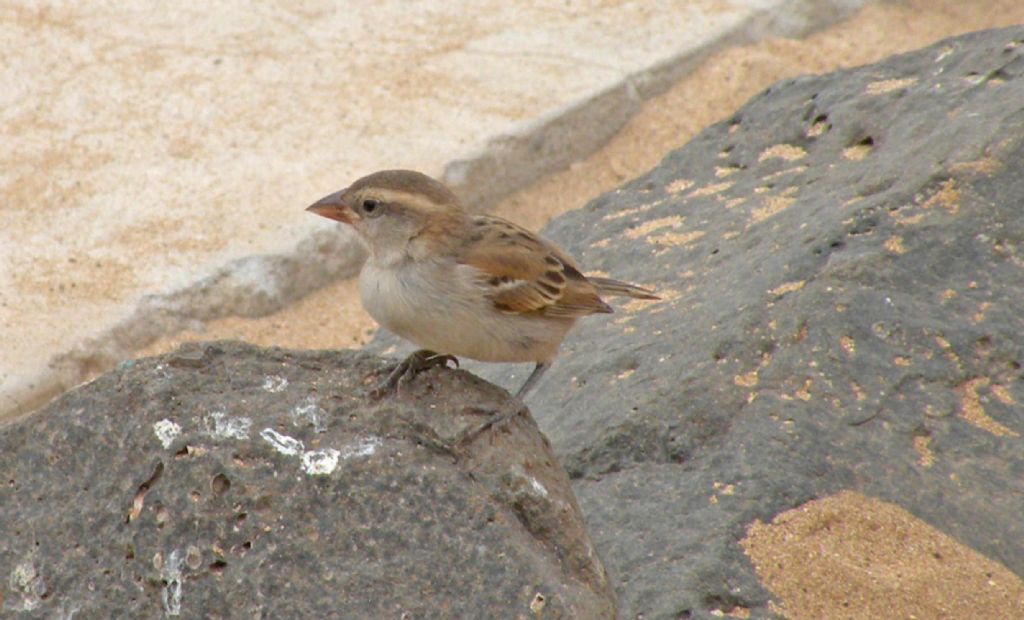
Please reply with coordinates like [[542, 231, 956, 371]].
[[306, 190, 355, 224]]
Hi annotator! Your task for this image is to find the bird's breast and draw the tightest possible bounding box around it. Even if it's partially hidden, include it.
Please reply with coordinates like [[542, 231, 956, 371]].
[[358, 259, 572, 363], [359, 259, 473, 345]]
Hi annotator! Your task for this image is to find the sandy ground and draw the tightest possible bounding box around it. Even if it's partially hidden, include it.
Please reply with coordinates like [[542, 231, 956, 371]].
[[742, 491, 1024, 619], [138, 1, 1024, 617]]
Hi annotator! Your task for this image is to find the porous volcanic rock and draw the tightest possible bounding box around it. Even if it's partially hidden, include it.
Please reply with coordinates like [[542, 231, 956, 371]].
[[0, 342, 615, 618], [550, 26, 1024, 619], [375, 26, 1024, 619]]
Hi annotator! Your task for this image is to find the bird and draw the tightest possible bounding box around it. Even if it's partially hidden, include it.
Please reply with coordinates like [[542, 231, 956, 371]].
[[306, 169, 658, 413]]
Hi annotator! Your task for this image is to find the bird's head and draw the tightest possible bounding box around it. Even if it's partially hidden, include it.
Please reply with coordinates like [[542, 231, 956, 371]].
[[306, 169, 466, 262]]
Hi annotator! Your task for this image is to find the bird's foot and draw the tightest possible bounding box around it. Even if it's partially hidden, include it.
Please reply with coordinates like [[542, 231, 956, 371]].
[[454, 399, 529, 447], [368, 349, 459, 399]]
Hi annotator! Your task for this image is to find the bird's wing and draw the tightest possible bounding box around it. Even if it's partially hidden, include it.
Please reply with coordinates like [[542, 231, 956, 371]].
[[457, 215, 612, 318]]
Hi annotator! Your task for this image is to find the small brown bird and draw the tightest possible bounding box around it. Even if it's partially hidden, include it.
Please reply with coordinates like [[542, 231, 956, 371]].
[[307, 169, 658, 404]]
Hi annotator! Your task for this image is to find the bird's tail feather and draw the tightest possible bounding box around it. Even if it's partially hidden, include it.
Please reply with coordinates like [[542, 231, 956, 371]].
[[589, 276, 660, 300]]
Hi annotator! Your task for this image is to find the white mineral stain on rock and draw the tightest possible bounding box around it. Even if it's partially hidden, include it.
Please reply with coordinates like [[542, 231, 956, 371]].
[[203, 410, 251, 440], [153, 418, 182, 448], [260, 428, 304, 456], [8, 560, 45, 611], [529, 477, 549, 498], [260, 431, 380, 476], [162, 549, 184, 616], [290, 395, 326, 432], [300, 448, 341, 475], [262, 375, 288, 392], [339, 436, 381, 460]]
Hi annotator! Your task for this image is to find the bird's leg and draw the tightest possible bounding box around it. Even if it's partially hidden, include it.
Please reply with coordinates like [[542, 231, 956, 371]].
[[370, 349, 459, 398], [456, 361, 549, 445], [513, 361, 550, 401]]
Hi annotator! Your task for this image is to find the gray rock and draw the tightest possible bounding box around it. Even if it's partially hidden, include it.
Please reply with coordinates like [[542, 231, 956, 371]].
[[0, 342, 615, 618], [376, 26, 1024, 619], [556, 26, 1024, 619]]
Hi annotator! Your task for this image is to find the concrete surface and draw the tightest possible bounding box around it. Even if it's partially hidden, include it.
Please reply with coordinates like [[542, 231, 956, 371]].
[[0, 0, 870, 420]]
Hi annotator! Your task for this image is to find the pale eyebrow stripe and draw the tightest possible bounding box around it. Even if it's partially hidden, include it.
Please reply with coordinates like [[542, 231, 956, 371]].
[[374, 188, 446, 212]]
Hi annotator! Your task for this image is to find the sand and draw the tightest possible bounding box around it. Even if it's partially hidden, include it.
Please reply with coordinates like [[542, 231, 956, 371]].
[[742, 492, 1024, 618], [137, 1, 1024, 617]]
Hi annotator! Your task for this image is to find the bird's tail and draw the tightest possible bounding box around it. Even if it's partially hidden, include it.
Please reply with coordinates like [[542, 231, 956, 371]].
[[589, 276, 660, 300]]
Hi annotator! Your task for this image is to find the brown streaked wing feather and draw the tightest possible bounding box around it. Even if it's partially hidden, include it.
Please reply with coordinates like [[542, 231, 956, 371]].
[[587, 276, 660, 300], [459, 215, 612, 317]]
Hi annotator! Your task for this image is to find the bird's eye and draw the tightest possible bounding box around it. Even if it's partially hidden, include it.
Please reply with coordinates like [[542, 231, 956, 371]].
[[362, 199, 379, 214]]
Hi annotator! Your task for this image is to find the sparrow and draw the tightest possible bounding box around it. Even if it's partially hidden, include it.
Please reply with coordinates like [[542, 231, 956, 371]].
[[306, 169, 658, 409]]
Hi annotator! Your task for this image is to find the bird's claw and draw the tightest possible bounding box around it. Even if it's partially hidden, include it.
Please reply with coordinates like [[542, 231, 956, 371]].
[[366, 349, 460, 399], [421, 353, 458, 370], [454, 400, 528, 447]]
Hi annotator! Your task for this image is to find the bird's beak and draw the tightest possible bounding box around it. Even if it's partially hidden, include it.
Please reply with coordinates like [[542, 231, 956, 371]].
[[306, 190, 355, 224]]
